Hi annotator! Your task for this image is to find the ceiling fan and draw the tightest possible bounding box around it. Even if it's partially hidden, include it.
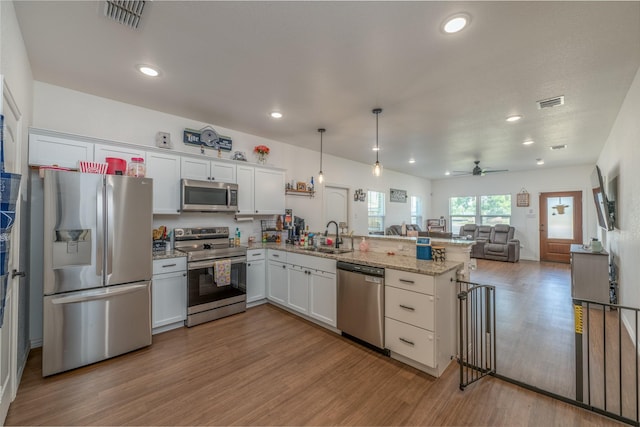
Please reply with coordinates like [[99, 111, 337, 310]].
[[452, 161, 509, 176]]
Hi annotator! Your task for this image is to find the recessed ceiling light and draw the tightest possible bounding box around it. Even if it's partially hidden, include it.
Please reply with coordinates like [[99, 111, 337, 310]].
[[445, 171, 451, 176], [550, 144, 567, 150], [372, 146, 380, 152], [442, 13, 470, 34], [408, 158, 416, 164], [506, 115, 523, 122], [270, 112, 283, 119], [536, 158, 545, 165], [137, 65, 159, 77], [522, 140, 535, 145]]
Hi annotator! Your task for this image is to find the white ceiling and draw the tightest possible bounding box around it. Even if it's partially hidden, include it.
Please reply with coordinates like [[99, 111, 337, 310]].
[[14, 1, 640, 179]]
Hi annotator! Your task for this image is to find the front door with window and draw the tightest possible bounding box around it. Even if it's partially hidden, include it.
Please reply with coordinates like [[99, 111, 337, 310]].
[[539, 191, 582, 263]]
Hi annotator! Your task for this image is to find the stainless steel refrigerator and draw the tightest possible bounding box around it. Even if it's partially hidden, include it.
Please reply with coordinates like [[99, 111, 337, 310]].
[[42, 170, 153, 376]]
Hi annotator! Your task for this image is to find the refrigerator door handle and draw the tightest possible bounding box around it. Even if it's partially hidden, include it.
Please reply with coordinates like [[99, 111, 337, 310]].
[[50, 284, 148, 305], [106, 181, 114, 277], [96, 181, 105, 277]]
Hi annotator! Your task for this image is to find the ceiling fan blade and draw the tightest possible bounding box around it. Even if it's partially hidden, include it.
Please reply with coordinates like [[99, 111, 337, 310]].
[[482, 169, 509, 174], [451, 171, 471, 176]]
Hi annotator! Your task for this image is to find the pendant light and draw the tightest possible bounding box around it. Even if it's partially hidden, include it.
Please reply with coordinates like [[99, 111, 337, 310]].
[[372, 108, 383, 176], [318, 128, 325, 184]]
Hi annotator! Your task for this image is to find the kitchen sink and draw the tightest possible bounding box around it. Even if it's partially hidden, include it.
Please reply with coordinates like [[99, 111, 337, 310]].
[[300, 247, 354, 255]]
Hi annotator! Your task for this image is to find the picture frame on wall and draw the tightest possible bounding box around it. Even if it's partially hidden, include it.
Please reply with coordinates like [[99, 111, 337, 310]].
[[517, 189, 530, 207], [390, 188, 407, 203]]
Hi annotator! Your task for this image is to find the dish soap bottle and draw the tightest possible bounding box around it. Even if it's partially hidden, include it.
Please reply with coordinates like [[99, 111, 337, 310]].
[[359, 237, 369, 252]]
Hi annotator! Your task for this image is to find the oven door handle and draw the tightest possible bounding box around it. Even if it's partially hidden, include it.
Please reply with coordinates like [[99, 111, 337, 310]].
[[188, 257, 247, 270]]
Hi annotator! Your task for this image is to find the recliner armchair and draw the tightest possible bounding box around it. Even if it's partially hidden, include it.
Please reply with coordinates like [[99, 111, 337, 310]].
[[483, 224, 519, 262]]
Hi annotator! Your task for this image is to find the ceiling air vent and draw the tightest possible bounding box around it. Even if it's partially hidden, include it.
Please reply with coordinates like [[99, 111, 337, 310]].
[[103, 0, 146, 29], [537, 95, 565, 109], [550, 144, 568, 151]]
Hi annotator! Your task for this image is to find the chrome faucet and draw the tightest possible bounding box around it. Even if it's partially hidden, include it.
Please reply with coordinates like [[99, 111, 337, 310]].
[[325, 221, 342, 248]]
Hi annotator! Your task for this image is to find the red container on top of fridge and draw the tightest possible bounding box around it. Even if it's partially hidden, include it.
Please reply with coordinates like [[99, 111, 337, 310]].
[[105, 157, 126, 175]]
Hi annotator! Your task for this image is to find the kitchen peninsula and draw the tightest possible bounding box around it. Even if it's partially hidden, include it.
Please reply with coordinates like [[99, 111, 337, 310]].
[[247, 236, 470, 377]]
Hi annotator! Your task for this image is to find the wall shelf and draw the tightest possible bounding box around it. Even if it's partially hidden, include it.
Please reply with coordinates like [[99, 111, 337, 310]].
[[286, 189, 315, 197]]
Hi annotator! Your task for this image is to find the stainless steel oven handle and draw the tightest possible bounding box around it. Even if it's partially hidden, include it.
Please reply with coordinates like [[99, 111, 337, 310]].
[[188, 257, 248, 270]]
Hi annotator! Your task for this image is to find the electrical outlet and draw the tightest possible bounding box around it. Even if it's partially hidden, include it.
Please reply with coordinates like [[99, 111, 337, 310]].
[[155, 131, 172, 149]]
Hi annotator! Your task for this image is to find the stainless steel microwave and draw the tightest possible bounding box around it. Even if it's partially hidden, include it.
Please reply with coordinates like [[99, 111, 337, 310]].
[[181, 179, 238, 212]]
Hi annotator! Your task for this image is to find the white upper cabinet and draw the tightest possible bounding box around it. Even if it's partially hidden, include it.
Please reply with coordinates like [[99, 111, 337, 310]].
[[181, 157, 236, 183], [28, 132, 93, 168], [254, 167, 285, 214], [236, 165, 284, 215], [94, 143, 146, 164], [236, 165, 255, 214], [146, 151, 181, 214]]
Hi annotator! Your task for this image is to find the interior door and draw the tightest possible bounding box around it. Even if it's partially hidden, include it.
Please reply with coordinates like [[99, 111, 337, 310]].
[[539, 191, 583, 263], [0, 75, 24, 420], [323, 186, 348, 229]]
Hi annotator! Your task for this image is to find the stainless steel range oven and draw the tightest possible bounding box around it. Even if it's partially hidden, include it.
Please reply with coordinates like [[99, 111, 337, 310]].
[[174, 227, 246, 327]]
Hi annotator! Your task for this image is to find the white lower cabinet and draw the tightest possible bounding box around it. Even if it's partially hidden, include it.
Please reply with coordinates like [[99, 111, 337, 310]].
[[247, 249, 266, 304], [265, 250, 337, 328], [267, 252, 288, 305], [152, 257, 187, 334], [287, 265, 310, 314], [384, 268, 456, 377], [309, 269, 337, 327]]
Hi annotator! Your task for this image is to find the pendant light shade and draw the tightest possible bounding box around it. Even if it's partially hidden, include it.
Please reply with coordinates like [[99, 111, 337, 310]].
[[372, 108, 383, 177], [317, 128, 325, 184]]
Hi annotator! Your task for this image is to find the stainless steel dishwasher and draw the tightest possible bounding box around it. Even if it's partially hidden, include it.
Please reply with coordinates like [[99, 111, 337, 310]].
[[337, 261, 386, 350]]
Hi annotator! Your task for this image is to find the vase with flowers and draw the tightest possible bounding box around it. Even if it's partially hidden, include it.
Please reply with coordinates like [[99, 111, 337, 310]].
[[254, 145, 270, 164]]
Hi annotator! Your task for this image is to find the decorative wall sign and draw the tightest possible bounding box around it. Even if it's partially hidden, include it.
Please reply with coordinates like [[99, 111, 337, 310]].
[[183, 126, 233, 151], [517, 188, 530, 207], [390, 188, 407, 203], [354, 189, 366, 202]]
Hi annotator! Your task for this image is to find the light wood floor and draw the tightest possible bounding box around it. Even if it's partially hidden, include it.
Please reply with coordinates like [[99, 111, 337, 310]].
[[471, 259, 577, 397], [6, 301, 623, 425]]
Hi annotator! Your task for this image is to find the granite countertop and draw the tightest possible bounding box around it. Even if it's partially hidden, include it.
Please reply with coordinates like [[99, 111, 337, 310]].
[[152, 250, 187, 261], [362, 234, 475, 247], [247, 243, 462, 276]]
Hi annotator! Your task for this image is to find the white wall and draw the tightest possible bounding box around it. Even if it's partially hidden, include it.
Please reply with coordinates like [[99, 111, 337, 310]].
[[32, 82, 430, 237], [596, 65, 640, 336], [431, 165, 596, 261]]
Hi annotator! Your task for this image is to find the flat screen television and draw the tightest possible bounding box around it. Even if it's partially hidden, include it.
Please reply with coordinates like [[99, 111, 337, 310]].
[[590, 165, 614, 231]]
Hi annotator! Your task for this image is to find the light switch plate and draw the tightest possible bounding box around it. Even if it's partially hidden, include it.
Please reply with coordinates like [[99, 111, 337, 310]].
[[156, 131, 172, 149]]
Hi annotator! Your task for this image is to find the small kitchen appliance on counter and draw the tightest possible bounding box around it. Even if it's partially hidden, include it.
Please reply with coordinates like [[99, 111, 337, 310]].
[[174, 227, 247, 326]]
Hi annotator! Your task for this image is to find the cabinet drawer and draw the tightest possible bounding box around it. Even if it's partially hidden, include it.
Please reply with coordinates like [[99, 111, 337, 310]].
[[248, 249, 266, 261], [153, 257, 187, 275], [288, 252, 336, 273], [268, 250, 287, 263], [385, 317, 435, 368], [386, 269, 434, 295], [385, 286, 434, 331]]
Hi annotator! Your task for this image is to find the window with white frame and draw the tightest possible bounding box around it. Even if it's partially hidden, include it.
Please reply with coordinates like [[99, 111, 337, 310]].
[[449, 194, 511, 234], [368, 190, 385, 234], [410, 196, 423, 229]]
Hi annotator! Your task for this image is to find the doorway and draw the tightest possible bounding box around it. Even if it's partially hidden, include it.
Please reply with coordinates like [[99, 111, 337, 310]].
[[540, 191, 583, 263], [323, 186, 349, 230]]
